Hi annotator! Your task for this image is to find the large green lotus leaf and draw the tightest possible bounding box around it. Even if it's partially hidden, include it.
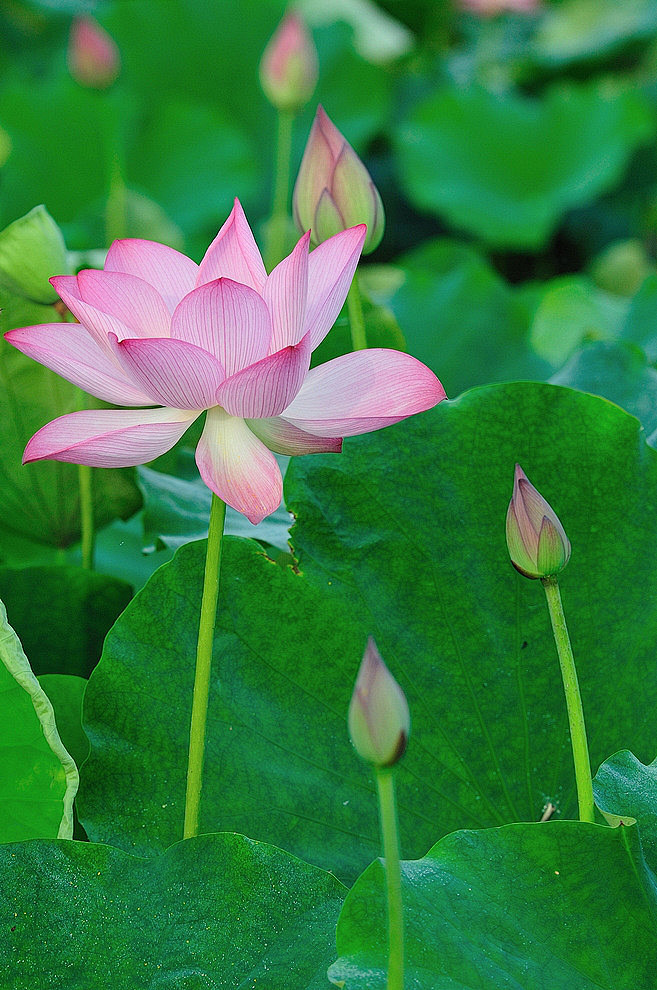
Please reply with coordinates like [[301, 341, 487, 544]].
[[0, 833, 344, 989], [529, 0, 657, 68], [0, 76, 120, 230], [328, 821, 657, 988], [0, 566, 132, 677], [0, 600, 77, 842], [550, 340, 657, 437], [386, 239, 549, 394], [78, 537, 378, 876], [395, 80, 654, 249], [286, 384, 657, 831], [80, 384, 657, 882], [126, 98, 259, 252], [106, 0, 286, 139], [0, 317, 141, 548]]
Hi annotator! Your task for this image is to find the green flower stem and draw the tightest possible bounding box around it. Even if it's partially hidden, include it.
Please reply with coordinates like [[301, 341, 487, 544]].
[[541, 575, 595, 824], [265, 107, 295, 271], [375, 768, 404, 990], [346, 271, 367, 351], [77, 463, 95, 571], [183, 493, 227, 840], [105, 154, 128, 245]]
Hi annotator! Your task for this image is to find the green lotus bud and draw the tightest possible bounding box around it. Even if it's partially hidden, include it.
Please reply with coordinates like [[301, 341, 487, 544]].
[[0, 206, 69, 305], [293, 105, 385, 254], [348, 638, 410, 768], [506, 464, 571, 580]]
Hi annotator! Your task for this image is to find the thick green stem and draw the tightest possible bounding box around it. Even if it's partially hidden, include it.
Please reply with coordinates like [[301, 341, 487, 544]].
[[541, 575, 595, 824], [376, 769, 404, 990], [346, 271, 367, 351], [78, 463, 95, 570], [183, 493, 227, 839], [265, 107, 295, 271]]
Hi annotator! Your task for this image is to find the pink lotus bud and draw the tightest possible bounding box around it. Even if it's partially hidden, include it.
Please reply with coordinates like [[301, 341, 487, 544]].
[[506, 464, 571, 580], [348, 638, 410, 768], [68, 16, 120, 90], [259, 11, 318, 112], [293, 105, 385, 254]]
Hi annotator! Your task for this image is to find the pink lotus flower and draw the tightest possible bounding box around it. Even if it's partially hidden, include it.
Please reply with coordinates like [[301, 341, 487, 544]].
[[6, 201, 445, 524]]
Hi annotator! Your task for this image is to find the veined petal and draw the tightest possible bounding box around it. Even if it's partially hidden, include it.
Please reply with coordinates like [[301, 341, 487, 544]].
[[51, 274, 133, 354], [104, 239, 198, 312], [263, 230, 309, 351], [111, 336, 225, 409], [313, 188, 346, 242], [5, 324, 153, 406], [171, 278, 272, 374], [292, 108, 337, 233], [281, 349, 446, 436], [215, 331, 312, 419], [196, 407, 282, 524], [76, 269, 171, 338], [197, 199, 267, 293], [304, 225, 366, 348], [247, 416, 342, 455], [24, 407, 197, 467]]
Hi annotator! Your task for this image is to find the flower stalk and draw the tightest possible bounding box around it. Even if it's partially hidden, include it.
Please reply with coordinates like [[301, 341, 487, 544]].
[[541, 575, 595, 823], [346, 271, 367, 351], [376, 768, 404, 990], [348, 639, 409, 987], [183, 492, 226, 839], [265, 106, 295, 271]]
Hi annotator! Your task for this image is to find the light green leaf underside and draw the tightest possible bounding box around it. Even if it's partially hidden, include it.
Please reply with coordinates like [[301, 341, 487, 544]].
[[0, 599, 78, 840]]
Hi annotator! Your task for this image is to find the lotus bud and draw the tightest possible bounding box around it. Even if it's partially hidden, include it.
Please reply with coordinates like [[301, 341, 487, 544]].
[[506, 464, 571, 580], [293, 105, 385, 254], [259, 11, 318, 113], [68, 16, 120, 90], [0, 206, 69, 305], [348, 638, 410, 768]]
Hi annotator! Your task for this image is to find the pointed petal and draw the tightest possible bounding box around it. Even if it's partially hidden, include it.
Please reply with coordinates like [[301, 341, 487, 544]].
[[24, 407, 197, 467], [505, 501, 538, 578], [5, 324, 153, 406], [281, 349, 446, 436], [215, 331, 312, 419], [104, 239, 198, 312], [171, 277, 272, 375], [304, 226, 366, 348], [195, 408, 282, 524], [313, 188, 346, 242], [76, 269, 171, 338], [292, 106, 338, 234], [247, 416, 342, 455], [51, 274, 132, 354], [111, 336, 225, 409], [263, 230, 309, 351], [197, 199, 267, 292]]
